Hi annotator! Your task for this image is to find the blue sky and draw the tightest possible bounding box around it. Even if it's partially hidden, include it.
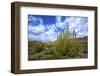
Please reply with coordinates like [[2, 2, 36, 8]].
[[28, 15, 88, 42]]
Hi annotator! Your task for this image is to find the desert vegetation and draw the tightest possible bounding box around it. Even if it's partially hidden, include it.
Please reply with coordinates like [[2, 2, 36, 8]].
[[28, 25, 88, 60]]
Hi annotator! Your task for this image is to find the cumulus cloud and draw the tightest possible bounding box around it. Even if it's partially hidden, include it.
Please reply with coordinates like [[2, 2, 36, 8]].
[[28, 15, 88, 42], [63, 17, 88, 37], [56, 16, 62, 22]]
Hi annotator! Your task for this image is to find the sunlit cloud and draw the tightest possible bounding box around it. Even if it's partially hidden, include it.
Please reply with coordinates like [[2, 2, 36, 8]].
[[28, 15, 88, 42]]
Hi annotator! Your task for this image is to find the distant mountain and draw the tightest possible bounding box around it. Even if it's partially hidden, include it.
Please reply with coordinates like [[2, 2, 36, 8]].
[[77, 36, 87, 40]]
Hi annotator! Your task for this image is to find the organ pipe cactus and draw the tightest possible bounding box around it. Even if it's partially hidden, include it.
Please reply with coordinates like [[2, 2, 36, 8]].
[[53, 25, 79, 57], [67, 30, 79, 57]]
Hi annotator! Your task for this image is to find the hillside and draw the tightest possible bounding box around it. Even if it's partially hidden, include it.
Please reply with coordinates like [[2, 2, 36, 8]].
[[28, 36, 88, 60]]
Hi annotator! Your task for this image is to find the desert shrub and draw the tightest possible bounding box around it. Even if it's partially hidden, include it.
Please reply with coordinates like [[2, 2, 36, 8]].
[[32, 51, 46, 60], [35, 42, 45, 52]]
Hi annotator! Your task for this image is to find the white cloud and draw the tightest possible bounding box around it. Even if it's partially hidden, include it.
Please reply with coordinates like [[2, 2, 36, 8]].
[[63, 17, 88, 37], [29, 27, 56, 42], [44, 28, 57, 41], [28, 16, 37, 22], [77, 32, 88, 38], [56, 16, 65, 29], [29, 34, 47, 42], [56, 16, 62, 22], [38, 18, 43, 25], [29, 25, 45, 33], [29, 16, 88, 42], [28, 16, 57, 42]]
